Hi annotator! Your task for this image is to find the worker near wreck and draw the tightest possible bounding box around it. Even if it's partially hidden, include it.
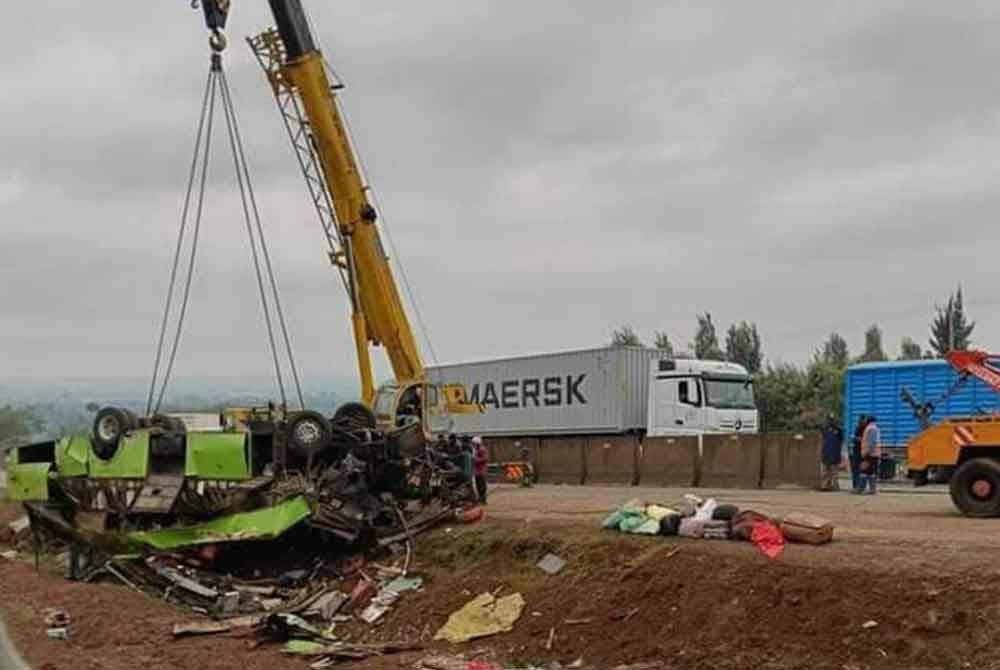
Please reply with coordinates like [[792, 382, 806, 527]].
[[820, 414, 844, 491], [855, 416, 882, 495], [472, 436, 489, 504]]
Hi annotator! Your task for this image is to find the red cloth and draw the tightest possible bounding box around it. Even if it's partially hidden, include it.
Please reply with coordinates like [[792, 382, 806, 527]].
[[474, 444, 488, 475], [750, 521, 785, 560]]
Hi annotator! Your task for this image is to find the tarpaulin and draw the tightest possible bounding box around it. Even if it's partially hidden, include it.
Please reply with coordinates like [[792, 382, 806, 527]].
[[751, 521, 785, 560], [130, 496, 311, 550], [434, 592, 526, 643]]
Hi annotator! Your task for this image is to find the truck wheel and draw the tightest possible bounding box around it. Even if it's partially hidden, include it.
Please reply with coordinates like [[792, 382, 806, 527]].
[[949, 458, 1000, 517], [332, 402, 376, 431], [151, 414, 186, 434], [92, 406, 133, 460], [287, 411, 332, 455]]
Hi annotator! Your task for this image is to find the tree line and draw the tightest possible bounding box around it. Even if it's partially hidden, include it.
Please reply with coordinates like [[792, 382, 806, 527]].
[[608, 287, 975, 431]]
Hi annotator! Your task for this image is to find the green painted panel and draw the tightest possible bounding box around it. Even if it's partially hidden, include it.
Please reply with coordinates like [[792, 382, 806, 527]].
[[185, 432, 249, 480], [129, 495, 311, 550], [9, 463, 51, 501], [55, 435, 90, 477], [89, 431, 149, 479]]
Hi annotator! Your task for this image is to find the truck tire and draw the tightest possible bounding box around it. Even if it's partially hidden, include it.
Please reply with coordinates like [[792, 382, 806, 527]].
[[332, 402, 376, 431], [949, 458, 1000, 517], [151, 414, 186, 434], [92, 406, 134, 460], [287, 411, 332, 455]]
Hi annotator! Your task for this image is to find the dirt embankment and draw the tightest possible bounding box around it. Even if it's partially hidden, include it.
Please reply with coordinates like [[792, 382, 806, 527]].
[[2, 519, 999, 670]]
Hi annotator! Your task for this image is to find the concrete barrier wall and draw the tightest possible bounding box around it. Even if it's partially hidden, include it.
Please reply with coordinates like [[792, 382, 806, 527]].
[[484, 436, 539, 482], [538, 436, 585, 485], [639, 436, 699, 487], [761, 432, 821, 489], [583, 435, 638, 485], [700, 433, 762, 489], [485, 436, 538, 464]]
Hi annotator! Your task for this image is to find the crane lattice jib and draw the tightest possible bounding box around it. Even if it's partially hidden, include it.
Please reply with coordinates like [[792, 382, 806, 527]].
[[252, 0, 426, 405]]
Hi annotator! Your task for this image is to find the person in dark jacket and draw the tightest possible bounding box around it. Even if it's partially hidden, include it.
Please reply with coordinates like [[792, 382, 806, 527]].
[[849, 415, 868, 491], [820, 414, 844, 490]]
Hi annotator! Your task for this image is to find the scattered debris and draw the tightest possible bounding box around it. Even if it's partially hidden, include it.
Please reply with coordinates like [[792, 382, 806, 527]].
[[861, 620, 878, 629], [42, 608, 70, 628], [172, 620, 236, 638], [9, 516, 30, 536], [536, 553, 566, 575], [545, 626, 556, 650], [0, 550, 18, 560], [602, 496, 834, 554], [417, 656, 666, 670], [434, 593, 527, 643], [609, 607, 639, 623]]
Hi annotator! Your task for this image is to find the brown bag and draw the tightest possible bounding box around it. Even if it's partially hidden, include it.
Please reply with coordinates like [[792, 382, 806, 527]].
[[780, 512, 834, 545], [731, 510, 771, 541]]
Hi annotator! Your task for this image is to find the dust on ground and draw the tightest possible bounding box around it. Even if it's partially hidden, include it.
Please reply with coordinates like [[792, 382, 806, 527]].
[[1, 483, 999, 670]]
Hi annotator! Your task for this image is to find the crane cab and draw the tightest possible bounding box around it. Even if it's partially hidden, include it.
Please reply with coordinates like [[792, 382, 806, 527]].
[[372, 381, 480, 438]]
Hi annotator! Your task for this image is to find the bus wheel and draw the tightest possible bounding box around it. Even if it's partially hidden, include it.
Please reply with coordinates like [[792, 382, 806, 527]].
[[287, 411, 332, 456], [332, 402, 376, 431], [949, 458, 1000, 517]]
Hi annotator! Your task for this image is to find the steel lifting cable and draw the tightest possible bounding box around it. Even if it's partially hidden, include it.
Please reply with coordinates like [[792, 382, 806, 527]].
[[147, 66, 218, 415], [147, 49, 304, 414], [145, 69, 215, 416], [217, 64, 305, 409]]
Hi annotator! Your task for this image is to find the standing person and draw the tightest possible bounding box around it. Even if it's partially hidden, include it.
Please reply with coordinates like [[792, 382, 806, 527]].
[[820, 414, 844, 491], [856, 416, 881, 495], [472, 436, 489, 504], [849, 415, 868, 492]]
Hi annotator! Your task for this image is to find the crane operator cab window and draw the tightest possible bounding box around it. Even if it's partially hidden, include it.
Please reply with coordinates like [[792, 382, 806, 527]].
[[397, 385, 424, 427], [373, 384, 400, 427]]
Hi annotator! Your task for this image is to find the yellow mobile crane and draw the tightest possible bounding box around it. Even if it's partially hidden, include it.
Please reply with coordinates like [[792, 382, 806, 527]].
[[240, 0, 474, 434]]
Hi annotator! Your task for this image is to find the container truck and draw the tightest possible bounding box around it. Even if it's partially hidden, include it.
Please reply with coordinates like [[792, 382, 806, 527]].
[[844, 358, 1000, 450], [427, 346, 759, 438]]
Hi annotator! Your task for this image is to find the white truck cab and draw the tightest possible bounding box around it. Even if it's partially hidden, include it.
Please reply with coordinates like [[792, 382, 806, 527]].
[[646, 359, 758, 436]]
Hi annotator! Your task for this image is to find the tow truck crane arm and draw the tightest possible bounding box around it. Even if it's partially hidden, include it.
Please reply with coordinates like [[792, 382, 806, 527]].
[[945, 350, 1000, 392]]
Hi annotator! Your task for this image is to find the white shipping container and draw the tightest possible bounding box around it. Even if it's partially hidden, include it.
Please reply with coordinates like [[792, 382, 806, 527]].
[[427, 346, 665, 436]]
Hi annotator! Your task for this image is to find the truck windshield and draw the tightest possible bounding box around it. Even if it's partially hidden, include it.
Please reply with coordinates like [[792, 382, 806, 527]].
[[703, 377, 755, 410], [373, 385, 399, 424]]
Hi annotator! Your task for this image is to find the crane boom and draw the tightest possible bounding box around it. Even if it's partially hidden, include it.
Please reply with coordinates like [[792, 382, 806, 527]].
[[265, 0, 424, 406]]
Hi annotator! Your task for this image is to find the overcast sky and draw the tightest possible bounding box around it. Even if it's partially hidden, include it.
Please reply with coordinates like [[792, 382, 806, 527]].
[[3, 1, 1000, 389]]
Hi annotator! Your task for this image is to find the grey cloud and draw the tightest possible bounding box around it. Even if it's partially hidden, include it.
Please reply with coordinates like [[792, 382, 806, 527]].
[[2, 1, 998, 385]]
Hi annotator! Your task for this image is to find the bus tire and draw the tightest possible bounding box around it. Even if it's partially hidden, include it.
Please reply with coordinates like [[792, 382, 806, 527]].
[[287, 411, 332, 455], [949, 458, 1000, 517], [92, 406, 133, 460], [332, 402, 376, 431]]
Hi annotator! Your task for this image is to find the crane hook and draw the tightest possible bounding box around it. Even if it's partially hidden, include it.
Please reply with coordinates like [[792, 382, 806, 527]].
[[209, 29, 228, 52]]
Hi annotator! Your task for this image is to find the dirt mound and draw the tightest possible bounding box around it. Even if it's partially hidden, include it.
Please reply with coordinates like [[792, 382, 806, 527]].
[[1, 519, 999, 670], [362, 522, 1000, 670]]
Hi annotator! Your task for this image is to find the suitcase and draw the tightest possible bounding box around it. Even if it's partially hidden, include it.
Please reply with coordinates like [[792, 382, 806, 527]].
[[780, 512, 834, 545]]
